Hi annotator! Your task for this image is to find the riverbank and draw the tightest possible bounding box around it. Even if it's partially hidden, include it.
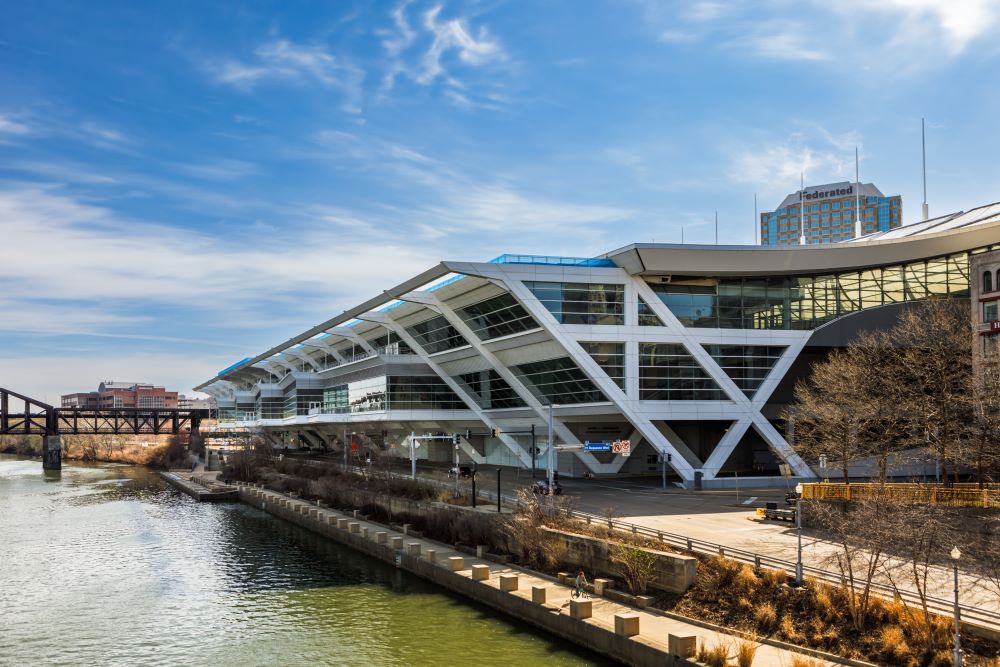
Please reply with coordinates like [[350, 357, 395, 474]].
[[0, 434, 188, 468], [231, 481, 859, 667]]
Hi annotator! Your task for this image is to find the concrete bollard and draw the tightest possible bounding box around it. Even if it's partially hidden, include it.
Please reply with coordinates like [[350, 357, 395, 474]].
[[390, 536, 404, 550], [668, 635, 698, 658], [593, 578, 612, 596], [310, 508, 320, 519], [426, 549, 437, 563], [498, 574, 518, 592], [327, 515, 337, 526], [298, 505, 309, 515], [471, 565, 490, 581], [614, 613, 640, 637], [402, 524, 411, 535], [376, 531, 387, 545], [317, 500, 326, 508], [531, 585, 547, 604], [636, 595, 654, 609], [570, 599, 592, 619], [349, 522, 360, 534], [447, 556, 464, 572], [353, 509, 360, 518], [406, 542, 421, 556], [337, 518, 350, 529], [476, 545, 485, 558], [361, 527, 369, 539]]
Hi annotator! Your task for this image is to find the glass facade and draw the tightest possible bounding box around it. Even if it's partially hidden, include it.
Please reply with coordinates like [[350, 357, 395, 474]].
[[458, 370, 527, 409], [702, 345, 786, 397], [648, 250, 970, 330], [638, 295, 664, 326], [405, 315, 469, 354], [524, 282, 625, 325], [388, 376, 465, 410], [456, 293, 539, 340], [283, 385, 323, 418], [579, 342, 625, 390], [511, 356, 607, 405], [638, 343, 725, 400]]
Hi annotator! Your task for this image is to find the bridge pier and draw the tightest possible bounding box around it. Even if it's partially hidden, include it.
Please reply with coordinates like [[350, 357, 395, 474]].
[[42, 435, 61, 470]]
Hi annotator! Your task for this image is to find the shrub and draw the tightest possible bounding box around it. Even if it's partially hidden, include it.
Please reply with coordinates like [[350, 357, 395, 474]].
[[696, 643, 728, 667], [879, 625, 910, 663], [790, 656, 822, 667], [779, 615, 803, 643], [609, 543, 659, 595], [760, 567, 788, 588], [754, 602, 777, 631], [811, 584, 838, 621], [733, 636, 758, 667], [733, 564, 761, 595]]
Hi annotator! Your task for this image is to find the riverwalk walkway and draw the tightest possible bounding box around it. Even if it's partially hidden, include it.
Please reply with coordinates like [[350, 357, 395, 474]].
[[233, 482, 863, 667]]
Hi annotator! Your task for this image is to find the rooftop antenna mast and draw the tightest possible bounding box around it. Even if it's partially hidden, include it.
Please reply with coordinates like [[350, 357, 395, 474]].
[[922, 117, 929, 221], [799, 172, 806, 245], [855, 147, 862, 239]]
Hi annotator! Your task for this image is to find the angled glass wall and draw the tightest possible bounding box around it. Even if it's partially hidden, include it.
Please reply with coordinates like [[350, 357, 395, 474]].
[[638, 343, 725, 400], [388, 376, 465, 410], [524, 282, 625, 325], [458, 370, 527, 409], [405, 314, 469, 354], [647, 250, 971, 330], [702, 345, 786, 397], [638, 295, 664, 326], [511, 356, 608, 405], [456, 293, 539, 340], [579, 342, 625, 390]]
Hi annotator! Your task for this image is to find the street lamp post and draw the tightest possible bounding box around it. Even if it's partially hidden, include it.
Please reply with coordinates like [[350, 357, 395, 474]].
[[952, 546, 963, 667], [794, 482, 804, 586], [547, 403, 555, 497]]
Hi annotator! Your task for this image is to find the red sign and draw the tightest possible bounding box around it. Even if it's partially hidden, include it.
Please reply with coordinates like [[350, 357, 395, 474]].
[[351, 442, 359, 451], [992, 320, 1000, 332], [612, 439, 631, 457]]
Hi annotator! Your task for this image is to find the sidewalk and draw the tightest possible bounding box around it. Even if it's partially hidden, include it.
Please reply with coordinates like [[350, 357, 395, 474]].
[[236, 482, 859, 667]]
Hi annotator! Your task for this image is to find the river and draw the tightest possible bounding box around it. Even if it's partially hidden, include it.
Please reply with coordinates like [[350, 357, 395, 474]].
[[0, 458, 604, 666]]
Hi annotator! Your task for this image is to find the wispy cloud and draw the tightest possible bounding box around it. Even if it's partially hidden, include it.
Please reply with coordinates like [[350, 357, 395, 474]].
[[204, 39, 365, 112], [0, 113, 31, 136]]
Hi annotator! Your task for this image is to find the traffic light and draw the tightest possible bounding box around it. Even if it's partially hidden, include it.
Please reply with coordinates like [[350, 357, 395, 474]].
[[667, 453, 672, 463], [465, 428, 472, 440], [490, 428, 500, 438], [452, 433, 461, 445]]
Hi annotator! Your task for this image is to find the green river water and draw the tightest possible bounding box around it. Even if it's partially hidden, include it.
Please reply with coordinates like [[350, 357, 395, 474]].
[[0, 458, 606, 666]]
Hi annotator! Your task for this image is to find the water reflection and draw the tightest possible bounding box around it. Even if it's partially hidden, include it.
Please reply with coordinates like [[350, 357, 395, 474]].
[[0, 457, 602, 667]]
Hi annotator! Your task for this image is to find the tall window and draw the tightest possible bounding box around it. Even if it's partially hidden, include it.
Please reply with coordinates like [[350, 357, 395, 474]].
[[456, 293, 538, 340], [524, 282, 625, 325], [458, 370, 526, 409], [405, 315, 468, 354], [985, 271, 993, 294], [638, 343, 724, 400], [511, 357, 607, 405], [579, 342, 625, 390]]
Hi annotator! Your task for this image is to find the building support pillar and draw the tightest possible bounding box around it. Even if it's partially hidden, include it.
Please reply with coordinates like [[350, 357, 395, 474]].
[[42, 435, 61, 470]]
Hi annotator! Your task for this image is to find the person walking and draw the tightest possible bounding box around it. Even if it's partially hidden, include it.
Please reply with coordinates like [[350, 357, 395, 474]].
[[573, 569, 589, 599]]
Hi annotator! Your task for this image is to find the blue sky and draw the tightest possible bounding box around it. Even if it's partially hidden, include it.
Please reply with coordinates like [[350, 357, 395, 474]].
[[2, 0, 1000, 400]]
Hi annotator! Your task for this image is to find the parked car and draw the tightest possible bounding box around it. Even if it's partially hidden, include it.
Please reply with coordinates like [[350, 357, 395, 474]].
[[448, 465, 476, 479], [531, 479, 562, 495]]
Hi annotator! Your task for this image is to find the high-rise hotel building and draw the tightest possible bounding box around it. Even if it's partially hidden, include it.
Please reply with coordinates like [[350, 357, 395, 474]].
[[760, 181, 902, 246]]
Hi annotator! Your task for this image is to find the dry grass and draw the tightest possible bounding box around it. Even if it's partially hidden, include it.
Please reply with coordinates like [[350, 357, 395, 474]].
[[733, 563, 761, 594], [779, 615, 804, 643], [760, 566, 788, 588], [811, 583, 838, 622], [879, 625, 911, 663], [733, 636, 758, 667], [697, 643, 728, 667], [789, 656, 823, 667], [753, 602, 777, 631]]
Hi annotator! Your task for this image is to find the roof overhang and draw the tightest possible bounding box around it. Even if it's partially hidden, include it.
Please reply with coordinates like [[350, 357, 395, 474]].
[[605, 218, 1000, 277]]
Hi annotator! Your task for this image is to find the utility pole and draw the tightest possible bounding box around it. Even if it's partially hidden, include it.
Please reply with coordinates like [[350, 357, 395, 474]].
[[661, 454, 666, 489], [410, 430, 416, 480], [547, 403, 555, 497], [343, 426, 348, 472], [530, 424, 536, 476]]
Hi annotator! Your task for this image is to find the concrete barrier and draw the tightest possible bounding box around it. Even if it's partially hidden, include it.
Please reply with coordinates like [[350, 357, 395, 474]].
[[615, 613, 640, 637], [375, 531, 387, 545], [426, 549, 437, 563], [349, 522, 360, 534], [406, 542, 421, 556], [636, 595, 654, 609], [499, 574, 518, 592], [532, 585, 547, 604], [447, 556, 464, 572], [337, 518, 350, 529], [327, 515, 337, 526], [471, 564, 490, 581], [594, 578, 612, 596], [570, 599, 592, 619], [668, 634, 698, 658], [391, 536, 404, 550], [361, 527, 370, 539]]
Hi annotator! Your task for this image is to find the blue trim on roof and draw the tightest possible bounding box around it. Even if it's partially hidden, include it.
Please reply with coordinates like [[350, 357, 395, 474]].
[[489, 254, 616, 267], [217, 357, 251, 376], [427, 274, 465, 291]]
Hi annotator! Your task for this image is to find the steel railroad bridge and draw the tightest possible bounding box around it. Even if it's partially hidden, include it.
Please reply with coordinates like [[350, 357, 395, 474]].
[[1, 387, 211, 470]]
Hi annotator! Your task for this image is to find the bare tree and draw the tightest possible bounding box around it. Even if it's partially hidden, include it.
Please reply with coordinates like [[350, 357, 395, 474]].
[[609, 543, 658, 595]]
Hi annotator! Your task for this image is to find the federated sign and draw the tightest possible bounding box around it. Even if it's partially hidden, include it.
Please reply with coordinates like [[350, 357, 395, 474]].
[[583, 441, 611, 452], [612, 439, 631, 457]]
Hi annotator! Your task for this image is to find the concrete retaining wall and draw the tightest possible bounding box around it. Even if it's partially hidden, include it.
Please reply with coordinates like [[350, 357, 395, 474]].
[[541, 526, 696, 594], [239, 488, 700, 667]]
